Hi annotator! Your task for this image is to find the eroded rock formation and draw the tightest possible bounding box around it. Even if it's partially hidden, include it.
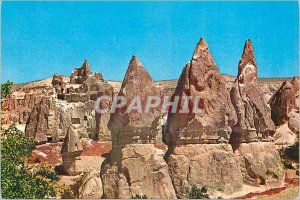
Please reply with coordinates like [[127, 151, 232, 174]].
[[21, 60, 114, 142], [230, 40, 275, 144], [164, 38, 237, 145], [234, 142, 284, 186], [25, 98, 49, 143], [1, 39, 294, 198], [230, 40, 283, 187], [49, 60, 114, 140], [78, 168, 103, 199], [269, 81, 295, 126], [164, 38, 243, 197], [70, 60, 92, 84], [1, 85, 52, 127], [167, 144, 243, 197], [108, 55, 161, 145], [269, 77, 299, 147], [101, 56, 176, 199], [61, 125, 83, 176]]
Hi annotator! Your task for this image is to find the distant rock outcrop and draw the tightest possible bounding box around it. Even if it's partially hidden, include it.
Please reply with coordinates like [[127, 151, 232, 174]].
[[51, 60, 113, 140], [1, 86, 51, 126], [51, 74, 66, 94], [61, 125, 83, 176], [164, 38, 243, 197], [70, 60, 92, 84], [101, 56, 176, 199]]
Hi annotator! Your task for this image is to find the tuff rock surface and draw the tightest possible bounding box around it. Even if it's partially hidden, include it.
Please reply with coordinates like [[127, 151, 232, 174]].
[[164, 38, 242, 197], [269, 77, 299, 147], [234, 143, 284, 187], [108, 55, 161, 144], [229, 40, 284, 188], [270, 81, 295, 126], [273, 123, 297, 147], [61, 125, 83, 176], [25, 98, 49, 143], [230, 40, 275, 144], [164, 38, 237, 146], [20, 60, 113, 142], [101, 56, 176, 199], [101, 144, 176, 199], [70, 60, 92, 84], [78, 168, 103, 199], [166, 144, 243, 197], [1, 84, 52, 126]]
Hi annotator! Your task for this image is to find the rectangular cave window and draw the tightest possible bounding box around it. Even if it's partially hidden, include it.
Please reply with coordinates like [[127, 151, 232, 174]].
[[84, 116, 88, 121], [71, 118, 81, 124]]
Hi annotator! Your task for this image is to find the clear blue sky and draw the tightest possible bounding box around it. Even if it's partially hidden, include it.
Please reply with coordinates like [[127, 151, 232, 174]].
[[2, 1, 299, 83]]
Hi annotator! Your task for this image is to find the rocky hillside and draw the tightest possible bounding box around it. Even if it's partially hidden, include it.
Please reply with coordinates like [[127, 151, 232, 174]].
[[1, 37, 299, 199]]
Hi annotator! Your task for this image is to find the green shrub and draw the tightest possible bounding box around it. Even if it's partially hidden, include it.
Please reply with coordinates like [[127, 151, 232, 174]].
[[1, 80, 14, 98], [187, 185, 210, 199], [284, 142, 299, 162], [59, 184, 77, 199], [1, 125, 59, 199]]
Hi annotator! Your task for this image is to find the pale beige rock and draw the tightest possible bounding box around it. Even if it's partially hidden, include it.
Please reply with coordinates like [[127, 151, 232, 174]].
[[102, 56, 175, 199], [101, 144, 176, 199], [288, 109, 299, 133], [61, 125, 83, 176], [166, 144, 243, 197], [234, 142, 284, 187], [274, 123, 297, 146], [78, 168, 103, 199]]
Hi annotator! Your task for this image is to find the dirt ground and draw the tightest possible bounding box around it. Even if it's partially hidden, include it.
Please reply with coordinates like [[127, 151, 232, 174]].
[[237, 169, 299, 199]]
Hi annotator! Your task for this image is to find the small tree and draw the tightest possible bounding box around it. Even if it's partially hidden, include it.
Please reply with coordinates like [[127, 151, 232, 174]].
[[1, 80, 14, 98], [187, 185, 210, 199], [1, 125, 59, 199]]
